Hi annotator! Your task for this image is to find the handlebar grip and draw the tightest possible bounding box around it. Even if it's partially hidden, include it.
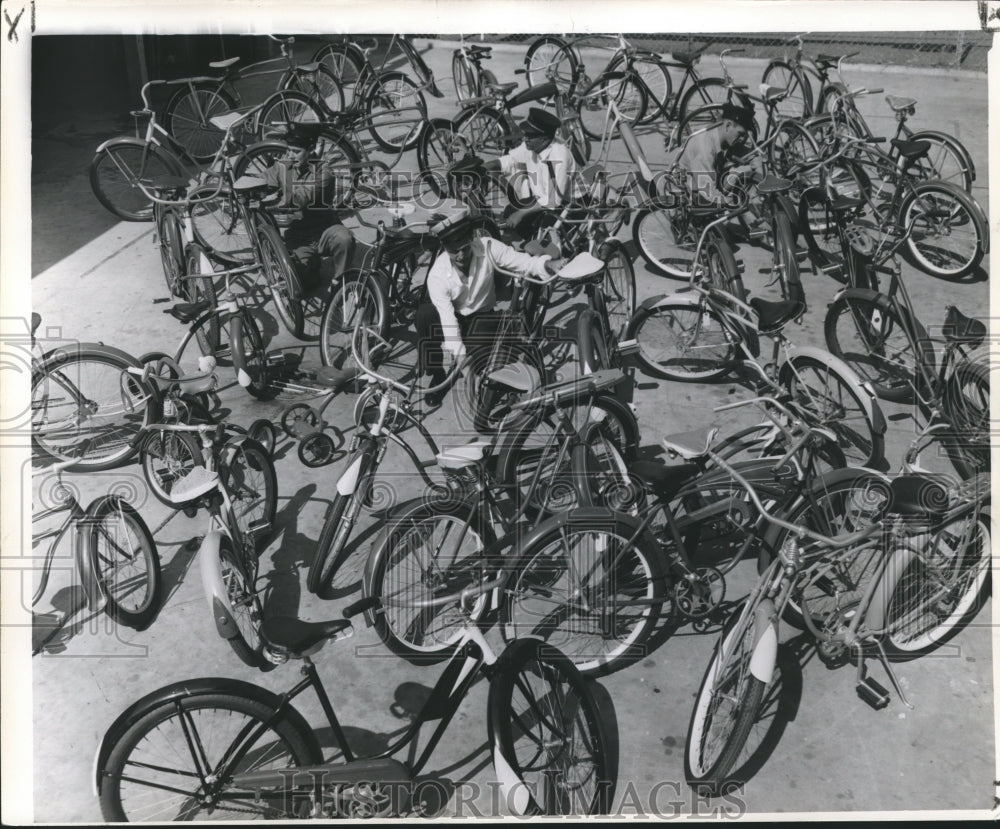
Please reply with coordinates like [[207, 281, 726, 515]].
[[866, 136, 886, 143], [130, 109, 152, 118], [867, 87, 884, 94], [731, 83, 749, 90], [514, 68, 525, 75]]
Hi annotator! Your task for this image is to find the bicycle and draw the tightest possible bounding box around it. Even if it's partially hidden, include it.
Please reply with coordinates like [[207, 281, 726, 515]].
[[95, 587, 617, 820], [797, 126, 988, 279], [683, 435, 990, 795], [31, 458, 161, 653], [136, 421, 277, 668], [362, 366, 640, 664], [311, 34, 442, 153], [624, 218, 887, 469], [31, 317, 160, 472], [451, 36, 499, 101], [760, 34, 861, 119], [163, 35, 344, 162]]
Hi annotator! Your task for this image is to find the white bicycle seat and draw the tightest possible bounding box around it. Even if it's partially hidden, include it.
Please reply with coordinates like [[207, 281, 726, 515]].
[[662, 427, 719, 460], [168, 465, 219, 504], [487, 362, 540, 393], [556, 252, 605, 282], [437, 438, 493, 470]]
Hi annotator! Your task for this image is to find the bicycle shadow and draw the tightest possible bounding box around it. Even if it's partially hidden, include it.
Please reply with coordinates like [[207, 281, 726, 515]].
[[261, 483, 319, 617]]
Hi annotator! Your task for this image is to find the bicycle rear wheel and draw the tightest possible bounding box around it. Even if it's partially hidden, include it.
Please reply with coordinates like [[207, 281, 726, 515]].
[[256, 89, 324, 136], [488, 637, 616, 815], [366, 71, 426, 152], [32, 344, 158, 471], [164, 83, 238, 163], [97, 688, 319, 821], [156, 208, 185, 297], [501, 509, 667, 677], [761, 60, 814, 119], [230, 309, 272, 400], [899, 182, 984, 279], [90, 141, 183, 222], [222, 438, 278, 555], [86, 496, 161, 630], [884, 503, 991, 658], [577, 72, 647, 141], [944, 358, 991, 476], [214, 536, 267, 668], [141, 429, 203, 506], [364, 500, 496, 664], [598, 238, 636, 340], [183, 243, 221, 354], [257, 222, 305, 339], [626, 299, 736, 382], [319, 269, 390, 371], [632, 206, 698, 280], [523, 36, 578, 95], [452, 51, 479, 101]]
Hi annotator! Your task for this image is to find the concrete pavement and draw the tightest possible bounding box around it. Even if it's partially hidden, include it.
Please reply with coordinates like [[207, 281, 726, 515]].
[[25, 36, 994, 820]]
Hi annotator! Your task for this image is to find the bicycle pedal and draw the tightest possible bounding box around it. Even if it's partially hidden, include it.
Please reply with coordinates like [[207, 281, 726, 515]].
[[794, 248, 810, 261], [856, 676, 891, 710]]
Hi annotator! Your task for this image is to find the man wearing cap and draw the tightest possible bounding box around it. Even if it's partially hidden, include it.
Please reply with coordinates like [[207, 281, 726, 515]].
[[263, 127, 356, 295], [664, 102, 762, 207], [484, 107, 582, 238], [415, 210, 564, 401]]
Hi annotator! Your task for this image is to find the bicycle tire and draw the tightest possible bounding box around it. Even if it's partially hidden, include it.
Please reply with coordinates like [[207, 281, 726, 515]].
[[488, 637, 616, 815], [306, 447, 374, 595], [626, 298, 736, 382], [677, 77, 731, 126], [86, 496, 162, 630], [31, 344, 159, 471], [576, 308, 613, 376], [256, 89, 324, 137], [609, 51, 672, 123], [684, 601, 770, 796], [89, 140, 184, 222], [98, 688, 319, 821], [416, 117, 467, 198], [904, 129, 974, 193], [313, 41, 366, 86], [140, 428, 204, 506], [222, 438, 278, 556], [501, 508, 668, 677], [769, 207, 802, 304], [230, 307, 272, 400], [598, 238, 636, 340], [494, 393, 640, 518], [364, 498, 497, 665], [157, 208, 186, 297], [164, 83, 238, 163], [632, 206, 699, 280], [280, 64, 345, 114], [779, 353, 885, 469], [703, 232, 747, 304], [761, 60, 814, 119], [232, 139, 293, 182], [183, 243, 221, 354], [883, 503, 991, 658], [214, 536, 267, 667], [319, 269, 390, 371], [577, 72, 648, 141], [523, 36, 579, 95], [943, 358, 991, 477], [452, 51, 479, 101], [767, 119, 820, 181], [453, 105, 512, 162], [572, 420, 637, 513], [188, 184, 255, 267], [365, 70, 426, 152], [824, 290, 933, 403], [257, 222, 305, 338], [898, 181, 984, 279]]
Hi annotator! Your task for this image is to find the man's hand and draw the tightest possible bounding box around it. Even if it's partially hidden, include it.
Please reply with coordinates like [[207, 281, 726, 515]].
[[544, 257, 565, 276], [444, 341, 467, 369]]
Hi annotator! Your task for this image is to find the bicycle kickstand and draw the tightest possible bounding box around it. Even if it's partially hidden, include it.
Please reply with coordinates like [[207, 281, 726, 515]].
[[855, 641, 913, 710]]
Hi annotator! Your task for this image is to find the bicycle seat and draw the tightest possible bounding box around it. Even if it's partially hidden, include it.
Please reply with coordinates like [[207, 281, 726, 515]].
[[232, 175, 273, 195], [261, 616, 351, 657], [750, 297, 805, 334], [209, 56, 240, 70], [149, 175, 190, 195], [488, 361, 541, 393], [297, 61, 322, 73], [169, 465, 219, 504], [759, 84, 788, 103], [208, 110, 251, 133], [887, 475, 949, 521], [489, 81, 519, 98], [756, 174, 794, 195], [943, 306, 986, 348], [816, 53, 846, 68], [507, 81, 556, 109], [436, 438, 493, 470], [313, 365, 362, 391], [147, 370, 218, 395], [662, 427, 719, 460], [555, 252, 606, 283], [165, 300, 213, 323], [670, 50, 702, 66], [886, 95, 917, 113], [631, 460, 703, 503], [831, 194, 865, 213], [890, 138, 930, 160], [467, 44, 492, 56]]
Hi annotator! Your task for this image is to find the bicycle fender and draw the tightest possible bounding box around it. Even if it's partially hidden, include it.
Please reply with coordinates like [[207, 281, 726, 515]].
[[906, 129, 976, 183], [781, 344, 887, 435], [749, 600, 779, 684], [197, 530, 244, 642], [865, 545, 916, 634], [336, 451, 369, 496], [93, 677, 321, 796]]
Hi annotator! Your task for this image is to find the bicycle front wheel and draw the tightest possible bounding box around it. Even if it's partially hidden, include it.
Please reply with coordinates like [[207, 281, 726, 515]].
[[627, 299, 736, 382], [32, 345, 158, 471], [944, 358, 991, 476], [488, 637, 616, 815], [632, 206, 698, 280], [140, 429, 203, 506], [164, 83, 238, 163], [365, 71, 426, 152], [156, 208, 185, 297], [501, 509, 667, 677], [577, 72, 647, 141], [523, 36, 578, 95], [452, 51, 479, 101], [215, 536, 267, 668], [899, 182, 984, 279], [684, 603, 771, 796], [599, 238, 636, 340], [884, 503, 991, 658], [364, 500, 496, 664], [230, 308, 272, 400], [87, 496, 161, 630], [98, 689, 319, 821], [90, 141, 183, 222], [780, 353, 885, 468], [183, 243, 221, 354], [319, 269, 390, 370], [221, 438, 278, 555], [576, 308, 613, 375], [761, 60, 814, 119], [257, 222, 305, 338], [256, 89, 324, 135]]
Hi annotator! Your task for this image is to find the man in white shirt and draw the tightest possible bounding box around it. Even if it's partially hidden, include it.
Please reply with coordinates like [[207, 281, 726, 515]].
[[484, 107, 582, 239], [415, 210, 564, 404]]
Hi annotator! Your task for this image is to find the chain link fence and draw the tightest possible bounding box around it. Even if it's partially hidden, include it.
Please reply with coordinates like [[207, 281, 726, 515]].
[[424, 31, 991, 72]]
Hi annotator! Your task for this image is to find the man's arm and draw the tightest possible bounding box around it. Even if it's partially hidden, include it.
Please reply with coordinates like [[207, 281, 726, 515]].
[[484, 238, 558, 280], [426, 256, 464, 357]]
